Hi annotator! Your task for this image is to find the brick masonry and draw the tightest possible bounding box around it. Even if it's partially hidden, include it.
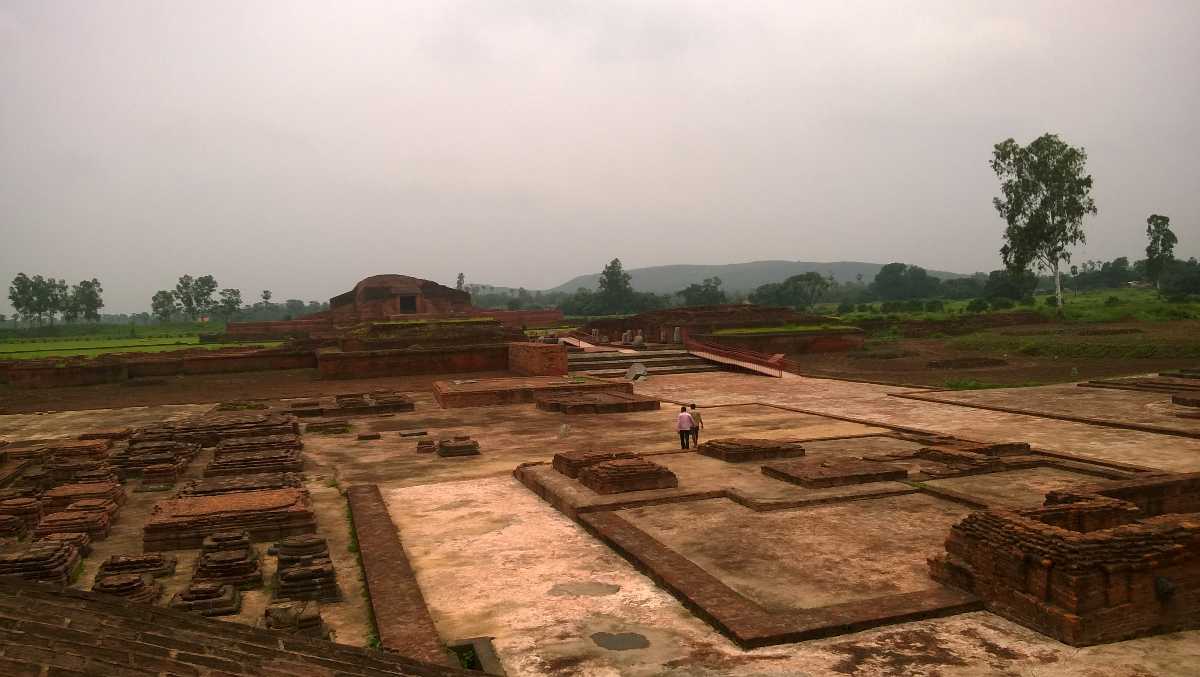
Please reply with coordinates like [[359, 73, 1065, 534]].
[[346, 484, 451, 666]]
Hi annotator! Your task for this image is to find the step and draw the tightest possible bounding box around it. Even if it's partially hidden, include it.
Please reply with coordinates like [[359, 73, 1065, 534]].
[[568, 350, 693, 363], [565, 356, 707, 370], [572, 364, 724, 378]]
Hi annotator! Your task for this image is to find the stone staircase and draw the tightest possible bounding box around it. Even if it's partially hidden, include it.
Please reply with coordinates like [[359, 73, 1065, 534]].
[[568, 349, 721, 378]]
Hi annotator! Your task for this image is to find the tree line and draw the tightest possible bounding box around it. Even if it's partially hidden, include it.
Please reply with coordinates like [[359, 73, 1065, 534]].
[[150, 275, 327, 323], [7, 274, 104, 325]]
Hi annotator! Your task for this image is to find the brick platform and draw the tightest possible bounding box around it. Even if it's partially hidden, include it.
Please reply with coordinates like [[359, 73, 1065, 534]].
[[697, 438, 807, 463], [763, 457, 909, 488], [433, 375, 633, 408]]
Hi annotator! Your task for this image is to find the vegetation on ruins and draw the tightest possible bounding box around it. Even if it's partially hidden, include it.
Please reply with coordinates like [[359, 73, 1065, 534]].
[[1145, 214, 1178, 290], [990, 133, 1097, 309], [7, 273, 105, 325], [675, 277, 728, 307], [748, 272, 831, 310]]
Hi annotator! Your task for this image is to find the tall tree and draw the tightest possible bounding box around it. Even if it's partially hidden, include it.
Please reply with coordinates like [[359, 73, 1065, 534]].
[[192, 275, 218, 317], [991, 133, 1097, 309], [72, 278, 104, 322], [217, 288, 242, 320], [7, 273, 34, 323], [1145, 214, 1178, 290], [260, 290, 272, 305], [456, 273, 465, 290], [151, 290, 178, 323], [597, 258, 633, 307], [174, 275, 197, 319]]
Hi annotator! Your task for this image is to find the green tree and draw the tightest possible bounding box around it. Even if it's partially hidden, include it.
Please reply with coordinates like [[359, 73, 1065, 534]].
[[1145, 214, 1177, 290], [174, 275, 197, 319], [7, 273, 34, 323], [217, 288, 242, 320], [991, 133, 1097, 309], [193, 275, 218, 317], [284, 299, 306, 318], [597, 258, 633, 308], [151, 290, 178, 323], [676, 277, 728, 307], [750, 272, 830, 309], [456, 273, 465, 290], [72, 278, 104, 322]]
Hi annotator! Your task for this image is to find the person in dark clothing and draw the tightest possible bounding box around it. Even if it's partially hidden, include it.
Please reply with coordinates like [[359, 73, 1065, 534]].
[[689, 403, 704, 446]]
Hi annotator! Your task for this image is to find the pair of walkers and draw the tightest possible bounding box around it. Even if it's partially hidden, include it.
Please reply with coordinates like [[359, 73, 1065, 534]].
[[675, 404, 704, 449]]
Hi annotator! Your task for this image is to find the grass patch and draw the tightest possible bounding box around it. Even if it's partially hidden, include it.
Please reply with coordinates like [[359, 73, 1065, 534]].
[[0, 339, 281, 360], [948, 331, 1200, 359]]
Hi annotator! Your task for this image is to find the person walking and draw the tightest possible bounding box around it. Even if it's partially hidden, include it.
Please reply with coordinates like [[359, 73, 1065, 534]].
[[689, 403, 704, 446], [676, 406, 695, 449]]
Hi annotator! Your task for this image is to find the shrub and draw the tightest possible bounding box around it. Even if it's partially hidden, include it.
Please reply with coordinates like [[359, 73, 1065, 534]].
[[857, 304, 873, 313], [1104, 296, 1121, 306], [880, 301, 902, 313], [924, 300, 944, 312], [1044, 296, 1059, 307], [966, 298, 989, 313], [989, 297, 1014, 310], [902, 300, 925, 312], [1018, 296, 1036, 306], [836, 302, 854, 314]]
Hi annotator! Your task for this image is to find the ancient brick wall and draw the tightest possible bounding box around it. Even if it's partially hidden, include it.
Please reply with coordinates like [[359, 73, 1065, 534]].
[[698, 329, 865, 355], [930, 473, 1200, 646], [508, 342, 568, 376], [317, 344, 509, 379], [180, 351, 316, 375], [7, 361, 128, 388], [223, 319, 333, 339]]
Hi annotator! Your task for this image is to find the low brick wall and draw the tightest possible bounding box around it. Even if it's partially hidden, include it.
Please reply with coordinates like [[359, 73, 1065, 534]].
[[345, 484, 450, 665], [508, 342, 568, 376], [181, 350, 316, 374], [317, 344, 509, 379], [700, 329, 864, 355], [9, 349, 319, 388], [7, 361, 129, 388]]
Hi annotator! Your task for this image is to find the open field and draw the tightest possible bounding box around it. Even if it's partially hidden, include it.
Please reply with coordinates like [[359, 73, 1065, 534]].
[[817, 288, 1200, 324], [0, 336, 280, 360]]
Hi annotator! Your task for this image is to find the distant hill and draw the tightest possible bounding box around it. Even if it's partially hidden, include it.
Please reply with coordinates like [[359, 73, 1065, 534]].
[[545, 260, 970, 295]]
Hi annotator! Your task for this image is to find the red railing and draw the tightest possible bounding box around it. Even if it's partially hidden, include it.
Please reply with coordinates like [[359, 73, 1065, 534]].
[[684, 337, 792, 378]]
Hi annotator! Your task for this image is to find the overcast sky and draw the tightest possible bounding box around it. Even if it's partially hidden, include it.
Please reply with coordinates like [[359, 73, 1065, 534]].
[[1, 1, 1197, 313]]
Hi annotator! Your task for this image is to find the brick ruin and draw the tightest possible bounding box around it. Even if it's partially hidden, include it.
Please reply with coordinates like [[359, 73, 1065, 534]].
[[552, 450, 640, 478], [930, 472, 1200, 646], [578, 458, 679, 494], [763, 457, 908, 488], [436, 436, 481, 458], [143, 488, 317, 550], [535, 391, 661, 414], [697, 437, 807, 463]]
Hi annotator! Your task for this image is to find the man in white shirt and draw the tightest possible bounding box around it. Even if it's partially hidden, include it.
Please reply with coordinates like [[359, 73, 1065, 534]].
[[676, 406, 696, 449]]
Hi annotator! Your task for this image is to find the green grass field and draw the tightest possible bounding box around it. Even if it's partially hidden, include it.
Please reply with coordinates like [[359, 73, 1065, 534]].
[[816, 288, 1200, 324], [0, 321, 279, 360]]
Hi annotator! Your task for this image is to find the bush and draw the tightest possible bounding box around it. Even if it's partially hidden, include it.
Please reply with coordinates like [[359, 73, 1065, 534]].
[[924, 300, 944, 312], [1104, 296, 1121, 306], [902, 299, 925, 312], [989, 297, 1014, 310], [966, 298, 989, 313], [1018, 296, 1036, 306], [1044, 296, 1059, 307], [880, 301, 902, 313], [857, 304, 873, 313], [836, 302, 854, 314]]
